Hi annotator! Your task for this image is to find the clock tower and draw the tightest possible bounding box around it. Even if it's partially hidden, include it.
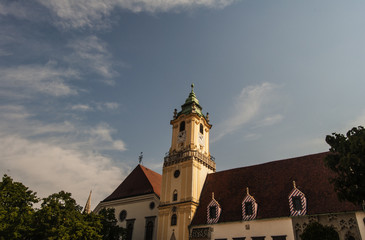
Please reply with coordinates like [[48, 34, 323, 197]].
[[157, 84, 216, 240]]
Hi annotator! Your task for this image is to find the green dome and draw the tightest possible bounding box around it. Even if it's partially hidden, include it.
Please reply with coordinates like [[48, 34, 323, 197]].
[[177, 84, 204, 117]]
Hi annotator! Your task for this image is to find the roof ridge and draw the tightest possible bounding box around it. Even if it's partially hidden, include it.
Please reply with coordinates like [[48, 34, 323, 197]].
[[213, 151, 329, 175]]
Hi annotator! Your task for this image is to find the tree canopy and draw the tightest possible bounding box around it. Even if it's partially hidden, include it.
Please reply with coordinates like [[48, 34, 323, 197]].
[[0, 175, 39, 240], [300, 222, 339, 240], [0, 175, 124, 240], [324, 126, 365, 205]]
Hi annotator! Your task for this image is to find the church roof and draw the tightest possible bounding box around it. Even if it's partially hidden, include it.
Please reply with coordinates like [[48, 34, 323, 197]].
[[102, 164, 162, 202], [191, 152, 362, 226]]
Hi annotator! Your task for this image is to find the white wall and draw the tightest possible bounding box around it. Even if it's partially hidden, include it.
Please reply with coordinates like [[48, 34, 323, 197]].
[[95, 194, 159, 240], [195, 217, 295, 240], [355, 211, 365, 240]]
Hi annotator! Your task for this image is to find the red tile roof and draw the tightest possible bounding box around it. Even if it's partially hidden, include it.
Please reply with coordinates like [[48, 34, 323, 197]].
[[191, 152, 362, 225], [103, 164, 162, 202]]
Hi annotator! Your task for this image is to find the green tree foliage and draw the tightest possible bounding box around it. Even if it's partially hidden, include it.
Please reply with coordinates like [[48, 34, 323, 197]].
[[325, 126, 365, 205], [0, 175, 125, 240], [33, 191, 102, 240], [98, 208, 125, 240], [0, 175, 39, 240], [300, 222, 339, 240]]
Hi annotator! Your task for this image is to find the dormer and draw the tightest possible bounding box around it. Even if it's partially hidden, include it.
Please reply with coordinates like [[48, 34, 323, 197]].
[[288, 181, 307, 216], [242, 187, 258, 221], [207, 192, 222, 224]]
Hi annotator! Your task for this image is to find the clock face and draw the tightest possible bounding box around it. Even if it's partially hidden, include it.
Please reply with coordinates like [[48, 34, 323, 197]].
[[177, 131, 186, 143], [198, 133, 205, 146]]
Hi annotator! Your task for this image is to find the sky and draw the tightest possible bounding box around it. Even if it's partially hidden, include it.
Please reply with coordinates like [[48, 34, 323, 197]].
[[1, 0, 365, 209]]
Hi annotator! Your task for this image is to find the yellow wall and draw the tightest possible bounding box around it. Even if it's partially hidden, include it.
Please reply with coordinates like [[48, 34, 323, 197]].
[[158, 112, 215, 240]]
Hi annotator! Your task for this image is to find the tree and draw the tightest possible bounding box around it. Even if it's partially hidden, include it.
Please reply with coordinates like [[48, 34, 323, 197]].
[[0, 175, 39, 240], [33, 191, 102, 240], [324, 126, 365, 205], [98, 208, 125, 240], [300, 222, 339, 240]]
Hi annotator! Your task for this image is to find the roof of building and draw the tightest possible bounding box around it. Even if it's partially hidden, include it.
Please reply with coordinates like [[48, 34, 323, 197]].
[[191, 152, 362, 226], [102, 164, 162, 202], [177, 84, 204, 118]]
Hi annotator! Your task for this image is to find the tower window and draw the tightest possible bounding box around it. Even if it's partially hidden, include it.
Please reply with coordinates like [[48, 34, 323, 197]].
[[179, 121, 185, 132], [171, 214, 177, 226], [173, 190, 178, 201], [245, 202, 253, 216], [200, 123, 204, 134], [209, 206, 217, 219], [292, 197, 302, 211]]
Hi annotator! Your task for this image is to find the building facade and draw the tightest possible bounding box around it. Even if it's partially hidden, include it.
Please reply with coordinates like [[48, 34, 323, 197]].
[[95, 86, 365, 240], [94, 164, 161, 240]]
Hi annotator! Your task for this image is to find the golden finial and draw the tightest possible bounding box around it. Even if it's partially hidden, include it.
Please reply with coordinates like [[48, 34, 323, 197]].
[[212, 192, 215, 199], [293, 181, 296, 188], [246, 187, 250, 195]]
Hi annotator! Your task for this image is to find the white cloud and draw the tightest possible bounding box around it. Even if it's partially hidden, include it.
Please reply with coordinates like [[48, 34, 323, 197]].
[[213, 82, 278, 142], [255, 114, 284, 128], [0, 134, 126, 209], [71, 104, 92, 111], [34, 0, 236, 29], [104, 102, 119, 110], [67, 36, 119, 84], [0, 62, 79, 98], [0, 105, 128, 208], [70, 102, 120, 112], [89, 123, 127, 151]]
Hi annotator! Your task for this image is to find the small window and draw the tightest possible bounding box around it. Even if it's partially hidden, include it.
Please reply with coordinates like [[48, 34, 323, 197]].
[[233, 238, 246, 240], [252, 237, 265, 240], [171, 214, 177, 226], [119, 210, 127, 222], [209, 206, 217, 219], [292, 197, 302, 211], [272, 236, 286, 240], [200, 123, 204, 134], [149, 201, 155, 210], [174, 170, 180, 178], [245, 202, 253, 215], [173, 190, 178, 201], [179, 121, 185, 132]]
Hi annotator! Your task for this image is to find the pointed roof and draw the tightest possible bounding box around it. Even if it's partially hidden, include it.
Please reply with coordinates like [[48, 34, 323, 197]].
[[191, 152, 362, 225], [177, 84, 204, 118], [83, 190, 92, 214], [102, 165, 162, 202]]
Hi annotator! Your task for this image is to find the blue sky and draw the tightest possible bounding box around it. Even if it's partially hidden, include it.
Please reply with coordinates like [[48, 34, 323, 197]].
[[1, 0, 365, 208]]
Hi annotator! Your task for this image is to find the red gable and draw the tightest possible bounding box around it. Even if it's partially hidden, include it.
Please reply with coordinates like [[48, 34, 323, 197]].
[[191, 152, 362, 225], [103, 164, 162, 202]]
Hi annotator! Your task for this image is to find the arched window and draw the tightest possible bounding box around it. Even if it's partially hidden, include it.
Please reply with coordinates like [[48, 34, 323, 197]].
[[145, 221, 154, 240], [173, 190, 178, 201], [200, 123, 204, 134], [126, 220, 135, 240], [179, 121, 185, 132], [171, 214, 177, 226]]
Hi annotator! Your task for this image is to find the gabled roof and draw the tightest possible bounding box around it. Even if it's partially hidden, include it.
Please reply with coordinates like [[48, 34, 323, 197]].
[[191, 152, 362, 225], [102, 164, 161, 202]]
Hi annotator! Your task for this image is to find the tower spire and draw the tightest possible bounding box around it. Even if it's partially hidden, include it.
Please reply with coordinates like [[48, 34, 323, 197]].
[[83, 190, 92, 214]]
